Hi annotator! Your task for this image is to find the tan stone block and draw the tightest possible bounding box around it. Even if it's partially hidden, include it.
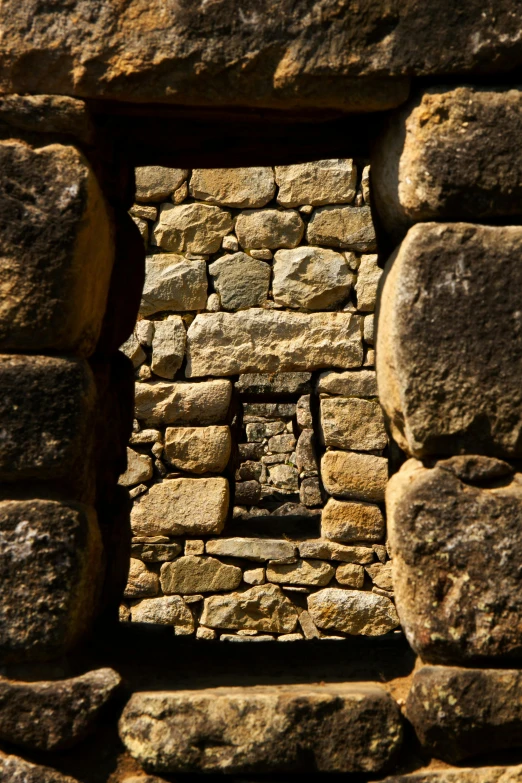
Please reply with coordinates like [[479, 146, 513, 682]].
[[165, 426, 231, 474], [336, 563, 364, 588], [200, 584, 299, 633], [185, 310, 363, 377], [131, 596, 194, 635], [320, 397, 387, 451], [275, 160, 357, 207], [317, 369, 378, 397], [124, 559, 160, 599], [209, 252, 270, 310], [140, 255, 207, 316], [189, 168, 275, 208], [366, 563, 393, 592], [355, 254, 382, 312], [321, 451, 388, 502], [307, 588, 399, 635], [307, 205, 376, 252], [235, 208, 304, 249], [150, 316, 186, 379], [152, 203, 233, 254], [298, 539, 375, 564], [131, 478, 229, 537], [135, 166, 188, 202], [267, 559, 335, 586], [273, 247, 354, 309], [321, 498, 385, 542], [135, 379, 232, 426], [118, 447, 153, 487], [206, 537, 296, 562], [160, 555, 242, 594]]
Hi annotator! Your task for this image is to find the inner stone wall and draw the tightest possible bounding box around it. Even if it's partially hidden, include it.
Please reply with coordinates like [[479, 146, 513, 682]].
[[119, 160, 399, 641]]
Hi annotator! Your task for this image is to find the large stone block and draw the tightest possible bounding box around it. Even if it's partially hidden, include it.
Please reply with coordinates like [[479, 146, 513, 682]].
[[273, 247, 354, 309], [119, 683, 402, 774], [0, 355, 96, 496], [373, 87, 522, 239], [135, 379, 232, 426], [275, 159, 357, 207], [185, 310, 363, 377], [152, 203, 233, 254], [321, 451, 388, 502], [406, 666, 522, 763], [200, 584, 298, 633], [131, 478, 229, 537], [139, 254, 207, 315], [164, 426, 231, 473], [0, 140, 114, 356], [189, 168, 275, 208], [387, 457, 522, 663], [320, 397, 387, 451], [377, 223, 522, 458], [235, 209, 304, 249], [0, 499, 102, 663], [308, 588, 399, 636], [307, 206, 376, 252], [0, 668, 121, 751]]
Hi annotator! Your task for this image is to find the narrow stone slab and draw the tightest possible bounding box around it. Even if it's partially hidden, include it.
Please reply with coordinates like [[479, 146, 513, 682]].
[[383, 767, 522, 782], [206, 537, 296, 562], [317, 369, 378, 397], [308, 588, 399, 636], [0, 668, 121, 751], [160, 556, 242, 594], [200, 584, 298, 633], [189, 168, 276, 208], [406, 666, 522, 764], [119, 682, 403, 773], [377, 223, 522, 458], [0, 140, 114, 356], [0, 500, 102, 663], [131, 478, 229, 537], [185, 310, 363, 377], [387, 458, 522, 663], [135, 379, 232, 426], [267, 559, 335, 586]]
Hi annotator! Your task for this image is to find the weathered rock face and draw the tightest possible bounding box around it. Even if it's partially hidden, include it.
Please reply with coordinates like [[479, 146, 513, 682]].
[[206, 537, 297, 562], [150, 316, 186, 379], [118, 447, 153, 487], [185, 310, 363, 376], [320, 397, 387, 450], [275, 160, 357, 207], [355, 255, 382, 312], [135, 379, 232, 426], [267, 559, 335, 586], [131, 478, 229, 537], [209, 253, 271, 310], [235, 209, 304, 249], [377, 223, 522, 458], [119, 683, 403, 774], [130, 596, 194, 634], [135, 167, 188, 202], [387, 458, 522, 663], [189, 168, 275, 208], [372, 87, 522, 239], [0, 499, 102, 663], [0, 754, 81, 782], [0, 94, 94, 143], [308, 588, 399, 635], [124, 559, 159, 599], [273, 247, 354, 309], [152, 203, 233, 254], [317, 369, 378, 397], [307, 206, 377, 252], [160, 556, 242, 594], [164, 426, 231, 473], [200, 584, 299, 633], [140, 255, 207, 316], [406, 666, 522, 763], [321, 451, 388, 502], [0, 355, 96, 492], [0, 668, 121, 751], [0, 140, 114, 356], [321, 498, 385, 542], [383, 767, 522, 783], [298, 540, 374, 564]]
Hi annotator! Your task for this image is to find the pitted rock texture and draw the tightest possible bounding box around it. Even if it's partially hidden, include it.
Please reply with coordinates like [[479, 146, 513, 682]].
[[0, 355, 96, 493], [139, 255, 207, 315], [153, 203, 233, 254], [320, 397, 387, 451], [0, 668, 121, 751], [185, 310, 363, 376], [307, 206, 377, 252], [164, 426, 231, 473], [377, 223, 522, 458], [131, 478, 229, 537], [0, 500, 102, 663], [273, 247, 354, 309], [373, 87, 522, 239], [119, 683, 403, 773], [387, 458, 522, 663], [189, 168, 275, 208], [308, 588, 399, 635], [235, 209, 304, 249], [200, 584, 299, 633], [135, 380, 232, 426], [406, 666, 522, 763], [275, 160, 357, 207], [0, 140, 114, 356], [0, 753, 80, 782]]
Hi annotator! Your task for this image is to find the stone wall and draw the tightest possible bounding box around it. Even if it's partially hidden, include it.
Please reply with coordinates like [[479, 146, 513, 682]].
[[119, 161, 398, 641]]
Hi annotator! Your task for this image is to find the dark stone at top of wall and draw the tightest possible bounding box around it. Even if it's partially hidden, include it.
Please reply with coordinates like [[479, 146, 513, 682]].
[[372, 87, 522, 240], [3, 1, 522, 110], [0, 94, 94, 144]]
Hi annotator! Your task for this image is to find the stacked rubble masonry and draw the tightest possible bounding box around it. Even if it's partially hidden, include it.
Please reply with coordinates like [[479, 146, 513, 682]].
[[119, 161, 399, 642]]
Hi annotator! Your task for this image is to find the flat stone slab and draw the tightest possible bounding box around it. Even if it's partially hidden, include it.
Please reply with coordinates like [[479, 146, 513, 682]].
[[0, 753, 80, 782], [119, 683, 403, 774], [387, 457, 522, 663], [406, 666, 522, 764], [383, 766, 522, 782]]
